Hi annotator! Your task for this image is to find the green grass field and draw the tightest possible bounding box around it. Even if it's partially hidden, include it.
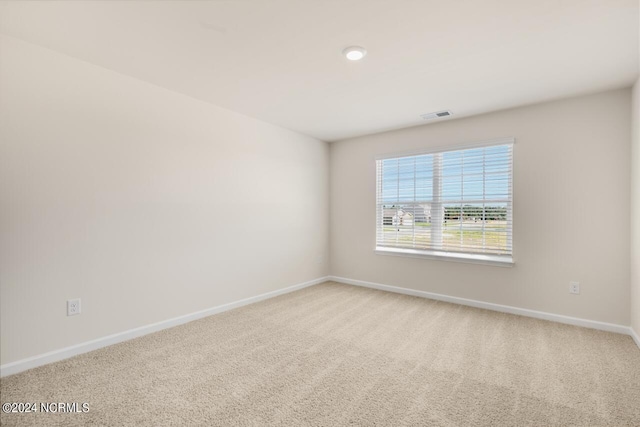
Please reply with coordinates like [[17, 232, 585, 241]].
[[381, 221, 508, 253]]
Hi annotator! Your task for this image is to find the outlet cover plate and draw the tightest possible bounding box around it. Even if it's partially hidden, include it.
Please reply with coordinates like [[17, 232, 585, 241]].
[[569, 282, 580, 295], [67, 298, 81, 316]]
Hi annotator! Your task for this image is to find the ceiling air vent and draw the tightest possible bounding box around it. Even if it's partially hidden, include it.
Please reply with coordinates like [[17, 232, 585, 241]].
[[421, 110, 452, 120]]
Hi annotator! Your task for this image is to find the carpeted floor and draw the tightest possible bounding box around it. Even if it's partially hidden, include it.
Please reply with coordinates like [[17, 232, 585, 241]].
[[1, 281, 639, 426]]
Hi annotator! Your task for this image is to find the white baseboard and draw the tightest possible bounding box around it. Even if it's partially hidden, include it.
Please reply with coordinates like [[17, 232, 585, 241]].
[[328, 276, 634, 338], [3, 275, 636, 377], [0, 276, 329, 378], [631, 327, 640, 349]]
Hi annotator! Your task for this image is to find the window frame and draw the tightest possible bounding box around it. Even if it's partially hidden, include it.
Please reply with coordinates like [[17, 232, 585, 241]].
[[375, 137, 515, 267]]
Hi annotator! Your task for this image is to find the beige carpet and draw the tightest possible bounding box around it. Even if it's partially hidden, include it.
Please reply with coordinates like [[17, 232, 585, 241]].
[[1, 282, 639, 426]]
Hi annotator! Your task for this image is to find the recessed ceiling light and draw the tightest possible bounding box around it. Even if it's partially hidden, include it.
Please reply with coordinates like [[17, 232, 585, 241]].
[[343, 46, 367, 61]]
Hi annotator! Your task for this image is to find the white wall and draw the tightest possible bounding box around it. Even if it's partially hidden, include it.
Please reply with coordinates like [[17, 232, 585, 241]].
[[632, 77, 640, 337], [0, 35, 329, 365], [330, 89, 632, 326]]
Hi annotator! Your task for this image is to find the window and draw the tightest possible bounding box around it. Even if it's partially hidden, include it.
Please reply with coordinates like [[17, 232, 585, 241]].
[[375, 139, 513, 266]]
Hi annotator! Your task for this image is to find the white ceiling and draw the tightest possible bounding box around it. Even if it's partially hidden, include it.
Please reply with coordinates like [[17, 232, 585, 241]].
[[1, 0, 638, 141]]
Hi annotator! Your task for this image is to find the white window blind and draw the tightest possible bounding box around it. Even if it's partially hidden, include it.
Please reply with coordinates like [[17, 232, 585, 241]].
[[376, 140, 513, 263]]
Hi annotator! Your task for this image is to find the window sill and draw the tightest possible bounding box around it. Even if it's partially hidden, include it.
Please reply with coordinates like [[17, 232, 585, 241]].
[[375, 247, 514, 267]]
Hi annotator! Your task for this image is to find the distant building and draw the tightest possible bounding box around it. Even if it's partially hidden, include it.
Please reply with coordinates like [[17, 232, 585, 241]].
[[382, 204, 431, 225], [403, 205, 429, 222]]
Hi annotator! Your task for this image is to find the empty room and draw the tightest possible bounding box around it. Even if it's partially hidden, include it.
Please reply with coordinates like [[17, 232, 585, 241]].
[[1, 1, 639, 426]]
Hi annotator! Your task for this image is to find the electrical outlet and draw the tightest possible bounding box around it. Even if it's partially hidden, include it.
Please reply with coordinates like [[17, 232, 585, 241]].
[[67, 298, 81, 316], [569, 282, 580, 295]]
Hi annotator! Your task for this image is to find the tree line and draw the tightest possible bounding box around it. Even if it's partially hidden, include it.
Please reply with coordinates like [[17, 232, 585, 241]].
[[444, 205, 507, 221], [384, 204, 508, 221]]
